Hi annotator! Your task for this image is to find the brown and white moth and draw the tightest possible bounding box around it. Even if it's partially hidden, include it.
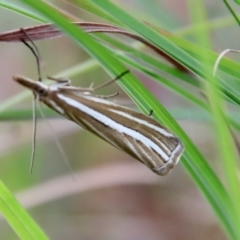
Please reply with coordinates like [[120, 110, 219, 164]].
[[13, 72, 184, 176]]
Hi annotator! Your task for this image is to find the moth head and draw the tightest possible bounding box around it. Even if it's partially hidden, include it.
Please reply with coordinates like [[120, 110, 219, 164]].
[[13, 75, 48, 99]]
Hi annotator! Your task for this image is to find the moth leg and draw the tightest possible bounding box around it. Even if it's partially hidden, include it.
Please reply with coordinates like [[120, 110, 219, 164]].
[[47, 75, 71, 84], [59, 70, 129, 93], [20, 28, 71, 86], [148, 109, 153, 117], [93, 92, 120, 99], [58, 86, 94, 92], [92, 70, 130, 91], [20, 28, 45, 82], [58, 85, 120, 99]]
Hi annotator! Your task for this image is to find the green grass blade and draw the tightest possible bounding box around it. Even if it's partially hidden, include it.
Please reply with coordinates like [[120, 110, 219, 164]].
[[19, 1, 238, 239], [88, 0, 208, 77], [68, 0, 121, 25], [0, 180, 49, 240], [89, 1, 240, 108], [2, 0, 240, 239], [0, 1, 46, 22], [188, 0, 240, 238]]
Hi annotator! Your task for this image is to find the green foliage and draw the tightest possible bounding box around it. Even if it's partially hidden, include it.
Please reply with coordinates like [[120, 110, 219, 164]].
[[0, 180, 48, 240], [1, 0, 240, 239]]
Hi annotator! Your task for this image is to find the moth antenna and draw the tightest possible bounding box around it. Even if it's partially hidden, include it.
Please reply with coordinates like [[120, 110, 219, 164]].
[[20, 29, 42, 172], [213, 49, 240, 77], [30, 97, 37, 173], [37, 101, 75, 180], [92, 70, 130, 91]]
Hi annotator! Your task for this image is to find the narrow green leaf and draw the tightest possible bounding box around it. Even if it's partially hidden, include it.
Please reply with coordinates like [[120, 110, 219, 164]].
[[0, 180, 49, 240], [0, 1, 47, 23], [3, 1, 239, 239], [68, 0, 121, 25], [88, 0, 208, 77]]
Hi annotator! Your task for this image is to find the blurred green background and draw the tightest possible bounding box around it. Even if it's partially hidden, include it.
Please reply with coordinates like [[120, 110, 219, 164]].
[[0, 0, 239, 239]]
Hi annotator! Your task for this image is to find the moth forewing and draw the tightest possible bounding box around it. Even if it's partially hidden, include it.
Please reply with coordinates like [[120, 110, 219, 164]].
[[13, 75, 184, 176]]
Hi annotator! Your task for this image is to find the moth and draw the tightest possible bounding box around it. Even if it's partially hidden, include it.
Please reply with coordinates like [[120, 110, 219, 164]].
[[13, 27, 184, 175], [14, 72, 184, 176]]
